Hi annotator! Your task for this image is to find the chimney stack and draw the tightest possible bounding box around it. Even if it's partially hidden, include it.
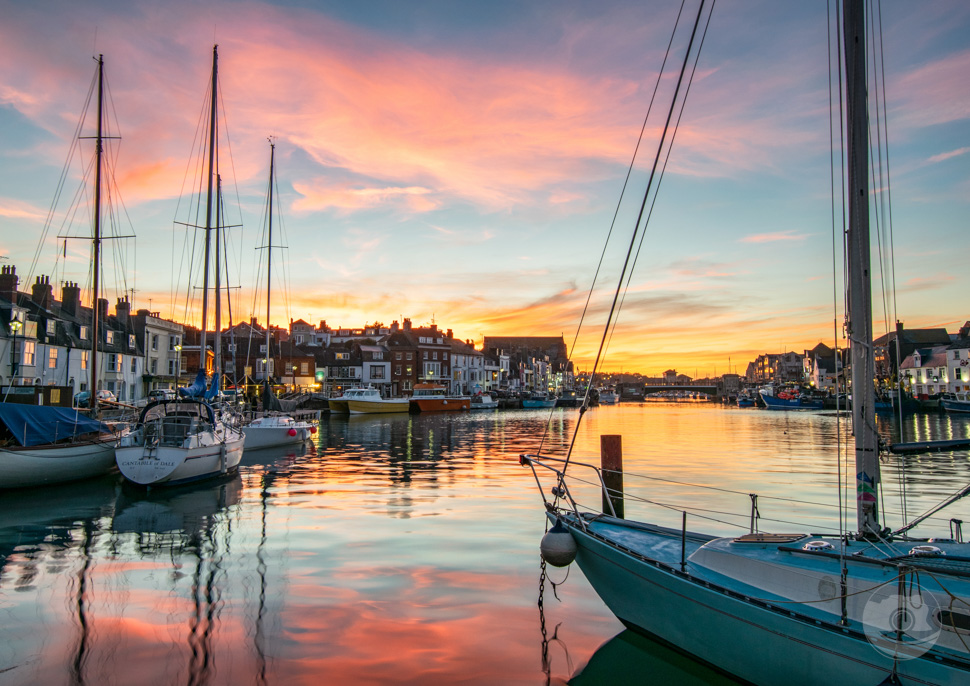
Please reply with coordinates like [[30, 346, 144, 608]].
[[31, 275, 54, 309], [0, 265, 19, 303], [116, 297, 130, 325], [403, 318, 412, 331], [61, 281, 82, 316]]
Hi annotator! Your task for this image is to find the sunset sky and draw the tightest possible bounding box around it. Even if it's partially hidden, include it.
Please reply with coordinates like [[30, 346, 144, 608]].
[[0, 0, 967, 376]]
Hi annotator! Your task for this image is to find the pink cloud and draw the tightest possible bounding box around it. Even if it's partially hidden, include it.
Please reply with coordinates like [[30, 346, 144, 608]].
[[740, 230, 808, 244]]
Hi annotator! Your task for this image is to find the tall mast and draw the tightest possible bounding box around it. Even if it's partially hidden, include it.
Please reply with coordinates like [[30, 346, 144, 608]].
[[844, 0, 880, 536], [90, 55, 104, 412], [214, 174, 223, 391], [199, 44, 218, 375], [265, 141, 275, 387]]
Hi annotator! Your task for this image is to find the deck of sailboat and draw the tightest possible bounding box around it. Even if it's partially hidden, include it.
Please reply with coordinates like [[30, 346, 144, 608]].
[[560, 510, 970, 669]]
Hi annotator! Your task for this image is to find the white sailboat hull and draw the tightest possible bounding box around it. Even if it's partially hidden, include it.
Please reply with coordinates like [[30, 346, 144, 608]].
[[116, 431, 244, 486], [243, 425, 311, 450], [0, 438, 119, 488]]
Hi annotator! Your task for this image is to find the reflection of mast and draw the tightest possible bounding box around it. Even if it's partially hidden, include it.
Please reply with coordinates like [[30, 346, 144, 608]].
[[70, 519, 97, 686], [254, 473, 271, 685]]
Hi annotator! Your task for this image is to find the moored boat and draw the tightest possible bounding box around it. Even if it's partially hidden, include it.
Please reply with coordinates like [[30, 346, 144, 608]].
[[329, 386, 395, 413], [470, 393, 499, 410], [521, 393, 557, 409], [242, 414, 315, 448], [116, 395, 244, 486], [347, 392, 410, 414], [941, 392, 970, 413], [409, 383, 470, 412], [0, 404, 120, 488], [758, 388, 823, 410]]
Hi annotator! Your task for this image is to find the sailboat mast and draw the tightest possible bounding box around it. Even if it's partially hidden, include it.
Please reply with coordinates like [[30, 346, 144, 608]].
[[844, 0, 881, 536], [90, 54, 104, 411], [265, 141, 275, 387], [214, 174, 223, 390], [199, 44, 218, 375]]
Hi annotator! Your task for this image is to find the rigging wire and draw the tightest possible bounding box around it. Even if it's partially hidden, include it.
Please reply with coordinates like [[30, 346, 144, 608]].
[[558, 0, 713, 474]]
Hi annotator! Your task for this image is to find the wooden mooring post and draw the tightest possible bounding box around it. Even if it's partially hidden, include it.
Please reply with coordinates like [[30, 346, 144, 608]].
[[601, 434, 624, 518]]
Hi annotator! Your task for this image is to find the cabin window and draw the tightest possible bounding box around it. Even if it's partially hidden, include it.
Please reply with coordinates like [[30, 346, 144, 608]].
[[936, 609, 970, 635]]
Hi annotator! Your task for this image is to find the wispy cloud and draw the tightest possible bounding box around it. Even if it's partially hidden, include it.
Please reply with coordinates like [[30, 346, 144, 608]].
[[927, 147, 969, 164], [740, 230, 809, 244]]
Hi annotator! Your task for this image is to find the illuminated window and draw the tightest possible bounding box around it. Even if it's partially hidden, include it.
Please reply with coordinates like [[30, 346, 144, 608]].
[[48, 348, 58, 368]]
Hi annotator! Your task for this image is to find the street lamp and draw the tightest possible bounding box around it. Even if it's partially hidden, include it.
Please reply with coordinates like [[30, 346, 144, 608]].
[[9, 313, 22, 385], [174, 343, 182, 386]]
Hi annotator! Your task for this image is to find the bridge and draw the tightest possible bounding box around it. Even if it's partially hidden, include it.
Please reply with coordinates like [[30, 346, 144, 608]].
[[634, 384, 719, 396]]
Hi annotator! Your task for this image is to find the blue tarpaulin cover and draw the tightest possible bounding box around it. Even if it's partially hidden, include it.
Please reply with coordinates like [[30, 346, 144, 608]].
[[0, 403, 109, 447], [178, 369, 207, 399]]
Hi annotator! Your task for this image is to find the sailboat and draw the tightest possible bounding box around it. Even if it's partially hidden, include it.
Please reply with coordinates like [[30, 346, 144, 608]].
[[522, 3, 970, 684], [0, 56, 122, 488], [241, 141, 315, 449], [115, 46, 245, 486]]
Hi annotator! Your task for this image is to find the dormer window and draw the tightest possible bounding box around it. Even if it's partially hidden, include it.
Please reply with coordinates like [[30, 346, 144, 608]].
[[80, 325, 89, 340], [46, 320, 56, 335], [106, 330, 114, 345], [129, 334, 136, 348]]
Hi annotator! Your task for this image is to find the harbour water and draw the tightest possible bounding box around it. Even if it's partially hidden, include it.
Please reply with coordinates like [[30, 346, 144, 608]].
[[2, 403, 970, 685]]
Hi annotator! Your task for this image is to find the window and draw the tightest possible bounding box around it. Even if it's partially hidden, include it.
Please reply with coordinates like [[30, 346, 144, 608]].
[[168, 359, 178, 375], [406, 353, 413, 360], [106, 331, 114, 344], [403, 380, 412, 392], [395, 365, 402, 375], [395, 352, 402, 360], [259, 344, 268, 353], [372, 352, 384, 360], [406, 365, 413, 376], [151, 334, 159, 351], [958, 369, 964, 381], [424, 361, 441, 378], [423, 351, 429, 360], [433, 352, 438, 360], [336, 352, 349, 360], [108, 354, 119, 372], [169, 335, 180, 351], [130, 357, 137, 373], [81, 350, 88, 370], [443, 352, 448, 360], [300, 362, 309, 374], [370, 365, 385, 379], [150, 358, 158, 374], [80, 325, 89, 340], [48, 348, 58, 368], [46, 320, 56, 335], [129, 334, 136, 348], [22, 340, 35, 366], [228, 343, 237, 353]]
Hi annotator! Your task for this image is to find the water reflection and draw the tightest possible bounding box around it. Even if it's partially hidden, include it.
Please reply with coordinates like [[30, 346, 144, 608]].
[[1, 405, 968, 684], [570, 630, 744, 685]]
